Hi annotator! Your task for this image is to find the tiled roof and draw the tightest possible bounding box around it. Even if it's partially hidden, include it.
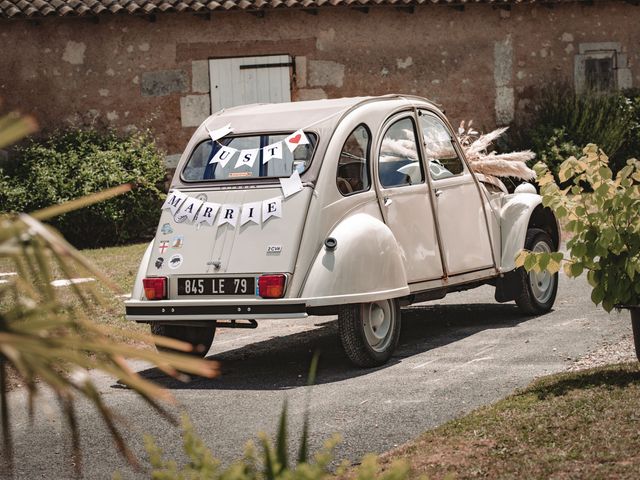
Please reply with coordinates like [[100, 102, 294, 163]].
[[0, 0, 581, 19]]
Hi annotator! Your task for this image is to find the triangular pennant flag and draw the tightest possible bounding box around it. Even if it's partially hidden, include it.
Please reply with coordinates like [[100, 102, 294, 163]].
[[162, 190, 188, 216], [206, 123, 233, 142], [262, 142, 283, 164], [262, 197, 283, 223], [180, 197, 204, 223], [210, 145, 237, 168], [279, 170, 303, 198], [284, 130, 309, 153], [218, 204, 240, 227], [240, 201, 262, 226], [235, 148, 259, 169], [196, 202, 221, 226]]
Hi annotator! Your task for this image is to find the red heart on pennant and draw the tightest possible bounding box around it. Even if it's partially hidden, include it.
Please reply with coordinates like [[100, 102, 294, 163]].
[[290, 133, 301, 144]]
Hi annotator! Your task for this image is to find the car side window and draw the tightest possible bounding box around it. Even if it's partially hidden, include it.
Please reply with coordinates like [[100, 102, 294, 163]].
[[378, 117, 424, 188], [419, 112, 465, 180], [337, 125, 371, 196]]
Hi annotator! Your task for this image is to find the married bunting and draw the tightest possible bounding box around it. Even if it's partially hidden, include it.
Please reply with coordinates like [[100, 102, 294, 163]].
[[196, 202, 220, 226], [240, 201, 262, 226], [180, 197, 204, 222], [262, 197, 283, 223], [162, 190, 188, 215], [218, 204, 241, 227]]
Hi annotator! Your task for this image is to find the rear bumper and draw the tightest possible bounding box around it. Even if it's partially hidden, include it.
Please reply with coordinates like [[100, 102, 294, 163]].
[[124, 286, 410, 322], [125, 298, 308, 321]]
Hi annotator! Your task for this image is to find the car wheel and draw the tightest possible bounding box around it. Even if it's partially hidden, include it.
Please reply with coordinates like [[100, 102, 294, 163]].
[[338, 298, 401, 368], [515, 228, 559, 314], [150, 323, 215, 358]]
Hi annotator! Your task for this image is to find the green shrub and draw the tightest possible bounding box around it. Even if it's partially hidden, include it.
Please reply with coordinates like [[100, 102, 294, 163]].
[[530, 127, 583, 182], [515, 85, 638, 179], [0, 129, 166, 248], [142, 413, 410, 480]]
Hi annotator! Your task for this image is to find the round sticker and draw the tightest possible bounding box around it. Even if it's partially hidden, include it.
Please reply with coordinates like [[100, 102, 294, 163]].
[[168, 253, 183, 270]]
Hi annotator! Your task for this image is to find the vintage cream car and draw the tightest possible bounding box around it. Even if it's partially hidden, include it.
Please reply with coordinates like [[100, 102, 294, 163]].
[[125, 95, 559, 367]]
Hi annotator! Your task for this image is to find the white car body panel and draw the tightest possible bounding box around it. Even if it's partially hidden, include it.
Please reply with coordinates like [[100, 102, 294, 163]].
[[125, 95, 558, 323]]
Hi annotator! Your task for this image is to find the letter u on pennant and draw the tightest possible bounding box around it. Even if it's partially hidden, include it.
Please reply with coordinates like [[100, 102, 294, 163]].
[[210, 146, 237, 168]]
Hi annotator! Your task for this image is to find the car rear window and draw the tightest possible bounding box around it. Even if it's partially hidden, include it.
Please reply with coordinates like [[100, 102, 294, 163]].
[[181, 133, 317, 182]]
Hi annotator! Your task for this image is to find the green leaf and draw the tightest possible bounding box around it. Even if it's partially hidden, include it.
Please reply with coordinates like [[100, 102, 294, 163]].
[[524, 253, 538, 272], [602, 298, 615, 313], [514, 251, 528, 268], [275, 400, 288, 473], [570, 262, 584, 277], [591, 285, 605, 305], [537, 253, 551, 272]]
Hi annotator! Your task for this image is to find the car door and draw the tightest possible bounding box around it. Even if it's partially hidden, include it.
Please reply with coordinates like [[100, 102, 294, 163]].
[[375, 112, 443, 284], [417, 110, 495, 276]]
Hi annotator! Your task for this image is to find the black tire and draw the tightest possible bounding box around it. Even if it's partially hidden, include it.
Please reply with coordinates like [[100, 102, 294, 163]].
[[515, 228, 559, 314], [150, 323, 215, 358], [338, 298, 401, 368]]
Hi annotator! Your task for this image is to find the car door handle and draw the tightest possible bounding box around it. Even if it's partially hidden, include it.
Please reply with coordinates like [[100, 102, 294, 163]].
[[434, 189, 443, 198], [384, 196, 393, 207]]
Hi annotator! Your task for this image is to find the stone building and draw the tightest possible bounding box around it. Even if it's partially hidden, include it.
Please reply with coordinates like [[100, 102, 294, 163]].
[[0, 0, 637, 164]]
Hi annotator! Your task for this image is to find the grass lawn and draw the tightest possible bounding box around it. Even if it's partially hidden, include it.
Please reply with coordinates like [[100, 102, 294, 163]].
[[375, 362, 640, 479], [0, 241, 151, 342]]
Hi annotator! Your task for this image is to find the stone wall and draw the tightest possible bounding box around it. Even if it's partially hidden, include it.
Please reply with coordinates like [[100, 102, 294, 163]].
[[1, 3, 638, 161]]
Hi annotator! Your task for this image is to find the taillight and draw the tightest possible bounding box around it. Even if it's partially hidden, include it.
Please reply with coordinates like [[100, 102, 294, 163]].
[[143, 277, 167, 300], [258, 274, 286, 299]]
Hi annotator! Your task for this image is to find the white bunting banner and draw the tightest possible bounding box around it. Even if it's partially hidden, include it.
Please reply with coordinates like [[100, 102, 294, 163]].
[[240, 201, 262, 226], [210, 146, 237, 168], [235, 148, 259, 169], [162, 190, 188, 216], [262, 142, 283, 164], [179, 197, 204, 223], [279, 170, 303, 198], [218, 204, 240, 227], [196, 202, 221, 226], [284, 129, 310, 153], [207, 123, 233, 143], [262, 197, 283, 223]]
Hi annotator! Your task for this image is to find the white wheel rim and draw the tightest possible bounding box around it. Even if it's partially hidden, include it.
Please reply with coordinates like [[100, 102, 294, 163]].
[[529, 240, 556, 304], [362, 300, 395, 353]]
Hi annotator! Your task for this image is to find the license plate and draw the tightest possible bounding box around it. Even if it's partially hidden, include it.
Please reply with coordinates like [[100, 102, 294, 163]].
[[177, 277, 256, 296]]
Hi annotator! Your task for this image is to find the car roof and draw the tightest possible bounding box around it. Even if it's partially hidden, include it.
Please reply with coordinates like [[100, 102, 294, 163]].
[[201, 94, 440, 134]]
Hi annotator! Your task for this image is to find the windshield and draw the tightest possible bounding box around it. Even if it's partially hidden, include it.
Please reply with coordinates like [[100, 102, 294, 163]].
[[181, 133, 317, 182]]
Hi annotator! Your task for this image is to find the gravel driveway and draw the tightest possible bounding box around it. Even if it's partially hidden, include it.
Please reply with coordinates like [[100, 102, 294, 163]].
[[5, 272, 633, 479]]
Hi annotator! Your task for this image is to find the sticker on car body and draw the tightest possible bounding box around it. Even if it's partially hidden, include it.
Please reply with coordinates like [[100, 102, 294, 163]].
[[267, 245, 282, 254]]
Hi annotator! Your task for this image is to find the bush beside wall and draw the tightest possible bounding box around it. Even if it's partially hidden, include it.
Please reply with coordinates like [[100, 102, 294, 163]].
[[510, 86, 640, 180], [0, 129, 165, 248]]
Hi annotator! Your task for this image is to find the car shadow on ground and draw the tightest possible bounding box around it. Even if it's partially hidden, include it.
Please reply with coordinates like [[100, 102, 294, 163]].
[[132, 303, 542, 391]]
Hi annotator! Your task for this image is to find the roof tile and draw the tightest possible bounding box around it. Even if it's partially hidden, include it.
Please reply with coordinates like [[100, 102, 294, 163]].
[[0, 0, 588, 19]]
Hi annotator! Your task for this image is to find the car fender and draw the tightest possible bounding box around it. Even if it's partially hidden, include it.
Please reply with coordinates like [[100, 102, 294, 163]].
[[129, 241, 154, 301], [500, 193, 560, 271], [299, 213, 409, 306]]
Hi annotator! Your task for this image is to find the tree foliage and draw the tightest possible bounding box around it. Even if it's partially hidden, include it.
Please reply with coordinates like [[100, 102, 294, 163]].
[[0, 109, 218, 474], [516, 144, 640, 312]]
